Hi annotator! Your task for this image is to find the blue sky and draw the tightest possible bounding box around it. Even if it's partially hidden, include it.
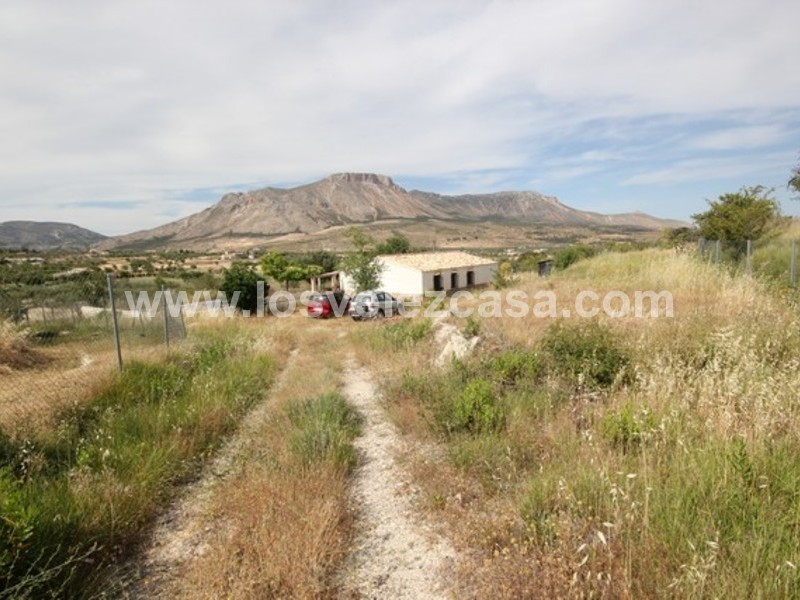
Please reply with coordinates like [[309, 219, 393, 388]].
[[1, 0, 799, 235]]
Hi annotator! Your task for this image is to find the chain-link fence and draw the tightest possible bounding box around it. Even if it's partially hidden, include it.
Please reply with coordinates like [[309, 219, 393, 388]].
[[698, 238, 799, 286], [0, 263, 187, 432]]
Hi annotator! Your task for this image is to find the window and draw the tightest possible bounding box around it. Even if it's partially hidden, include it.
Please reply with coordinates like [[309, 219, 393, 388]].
[[466, 270, 475, 286], [450, 272, 459, 289]]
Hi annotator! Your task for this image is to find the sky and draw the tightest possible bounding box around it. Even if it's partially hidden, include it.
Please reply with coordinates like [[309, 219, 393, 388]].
[[1, 0, 799, 236]]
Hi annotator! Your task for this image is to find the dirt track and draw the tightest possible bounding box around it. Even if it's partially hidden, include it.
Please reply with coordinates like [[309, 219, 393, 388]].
[[338, 362, 455, 599]]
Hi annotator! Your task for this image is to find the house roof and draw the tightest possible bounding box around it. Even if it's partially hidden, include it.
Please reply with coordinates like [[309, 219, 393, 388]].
[[378, 251, 497, 272]]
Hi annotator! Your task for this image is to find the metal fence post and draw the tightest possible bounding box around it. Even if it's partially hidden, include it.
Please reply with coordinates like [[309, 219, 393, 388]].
[[715, 240, 721, 265], [791, 239, 798, 287], [107, 273, 123, 371], [161, 285, 170, 350], [746, 240, 752, 275]]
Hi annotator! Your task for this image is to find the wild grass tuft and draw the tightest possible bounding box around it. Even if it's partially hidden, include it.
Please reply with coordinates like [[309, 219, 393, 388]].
[[287, 392, 361, 472]]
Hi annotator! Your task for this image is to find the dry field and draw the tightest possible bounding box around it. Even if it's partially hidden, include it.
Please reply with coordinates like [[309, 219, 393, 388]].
[[3, 247, 799, 598]]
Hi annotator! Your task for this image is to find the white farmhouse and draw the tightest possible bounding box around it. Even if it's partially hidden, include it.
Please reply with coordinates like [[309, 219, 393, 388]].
[[340, 251, 497, 297]]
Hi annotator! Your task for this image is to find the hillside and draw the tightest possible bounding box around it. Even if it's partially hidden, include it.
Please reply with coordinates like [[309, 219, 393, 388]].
[[96, 172, 686, 251], [0, 221, 107, 251]]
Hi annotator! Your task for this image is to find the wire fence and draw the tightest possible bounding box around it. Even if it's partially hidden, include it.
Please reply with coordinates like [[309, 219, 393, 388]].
[[0, 266, 187, 432], [698, 238, 799, 286]]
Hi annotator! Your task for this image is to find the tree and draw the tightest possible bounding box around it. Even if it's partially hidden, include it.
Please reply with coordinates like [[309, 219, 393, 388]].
[[260, 251, 293, 290], [260, 251, 323, 289], [300, 250, 338, 274], [219, 262, 265, 314], [341, 227, 383, 292], [692, 186, 782, 242], [376, 233, 411, 255], [790, 159, 800, 197]]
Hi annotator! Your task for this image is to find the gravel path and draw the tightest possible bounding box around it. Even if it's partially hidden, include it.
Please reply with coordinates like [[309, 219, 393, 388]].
[[339, 362, 455, 599]]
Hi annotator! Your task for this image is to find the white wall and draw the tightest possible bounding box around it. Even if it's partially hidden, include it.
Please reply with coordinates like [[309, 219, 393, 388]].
[[339, 261, 496, 296], [421, 263, 496, 291], [379, 260, 425, 296]]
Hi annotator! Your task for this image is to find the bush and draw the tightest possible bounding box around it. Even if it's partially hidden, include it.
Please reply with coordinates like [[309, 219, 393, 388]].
[[484, 349, 539, 386], [0, 469, 35, 576], [449, 378, 505, 435], [219, 263, 265, 314], [540, 321, 629, 389], [380, 319, 432, 350], [553, 244, 597, 270], [462, 316, 481, 339], [287, 393, 361, 471], [601, 403, 655, 452]]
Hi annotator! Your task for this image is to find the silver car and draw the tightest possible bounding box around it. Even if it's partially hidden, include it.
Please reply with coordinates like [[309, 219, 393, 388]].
[[349, 290, 403, 320]]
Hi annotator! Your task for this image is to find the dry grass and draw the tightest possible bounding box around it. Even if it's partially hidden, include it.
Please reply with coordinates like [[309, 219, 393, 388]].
[[173, 316, 355, 599], [373, 248, 800, 598]]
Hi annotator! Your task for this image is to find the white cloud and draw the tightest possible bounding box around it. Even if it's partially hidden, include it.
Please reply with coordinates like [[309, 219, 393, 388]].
[[692, 125, 788, 150], [0, 0, 799, 231], [622, 153, 791, 186]]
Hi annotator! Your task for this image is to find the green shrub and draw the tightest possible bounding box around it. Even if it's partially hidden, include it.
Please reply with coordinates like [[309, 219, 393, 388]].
[[601, 403, 655, 452], [462, 315, 481, 339], [553, 244, 597, 270], [380, 319, 432, 350], [288, 393, 361, 471], [540, 321, 629, 389], [0, 469, 36, 576], [484, 348, 539, 386], [449, 378, 505, 435]]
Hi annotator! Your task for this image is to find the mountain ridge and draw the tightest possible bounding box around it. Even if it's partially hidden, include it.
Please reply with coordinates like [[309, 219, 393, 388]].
[[94, 172, 685, 251], [0, 221, 107, 251]]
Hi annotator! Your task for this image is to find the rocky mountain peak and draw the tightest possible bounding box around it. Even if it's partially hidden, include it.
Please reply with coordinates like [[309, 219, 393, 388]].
[[327, 172, 400, 188]]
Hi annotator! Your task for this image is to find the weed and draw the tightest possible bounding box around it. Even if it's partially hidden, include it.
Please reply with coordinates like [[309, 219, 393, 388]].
[[484, 348, 539, 386], [601, 403, 655, 452], [462, 315, 481, 339], [288, 392, 361, 472], [379, 318, 432, 350], [449, 378, 505, 435], [540, 320, 629, 389]]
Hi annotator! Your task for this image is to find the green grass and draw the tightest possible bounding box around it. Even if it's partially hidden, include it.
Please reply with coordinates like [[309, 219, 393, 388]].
[[0, 335, 277, 598], [384, 247, 800, 597], [287, 392, 362, 472]]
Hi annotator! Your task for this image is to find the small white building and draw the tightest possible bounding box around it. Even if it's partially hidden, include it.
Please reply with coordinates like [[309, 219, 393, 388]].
[[341, 251, 497, 297]]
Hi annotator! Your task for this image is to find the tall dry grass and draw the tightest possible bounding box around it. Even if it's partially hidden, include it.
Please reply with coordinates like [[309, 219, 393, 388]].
[[0, 316, 295, 598], [173, 317, 358, 599], [377, 248, 800, 598]]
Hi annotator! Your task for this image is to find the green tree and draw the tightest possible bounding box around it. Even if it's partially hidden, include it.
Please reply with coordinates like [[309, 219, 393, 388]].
[[790, 159, 800, 197], [300, 250, 338, 273], [260, 251, 323, 290], [341, 227, 383, 292], [692, 186, 782, 242], [284, 263, 324, 288], [376, 233, 411, 255], [219, 263, 264, 314], [663, 226, 700, 247], [260, 252, 290, 289]]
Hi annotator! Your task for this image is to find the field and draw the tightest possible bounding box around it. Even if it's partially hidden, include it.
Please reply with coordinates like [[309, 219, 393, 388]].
[[2, 244, 800, 598]]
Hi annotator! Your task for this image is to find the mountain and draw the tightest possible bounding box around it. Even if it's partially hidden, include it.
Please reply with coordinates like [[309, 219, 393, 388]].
[[96, 173, 686, 251], [0, 221, 107, 251]]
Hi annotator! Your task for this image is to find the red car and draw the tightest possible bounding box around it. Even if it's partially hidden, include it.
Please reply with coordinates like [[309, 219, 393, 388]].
[[306, 291, 351, 318]]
